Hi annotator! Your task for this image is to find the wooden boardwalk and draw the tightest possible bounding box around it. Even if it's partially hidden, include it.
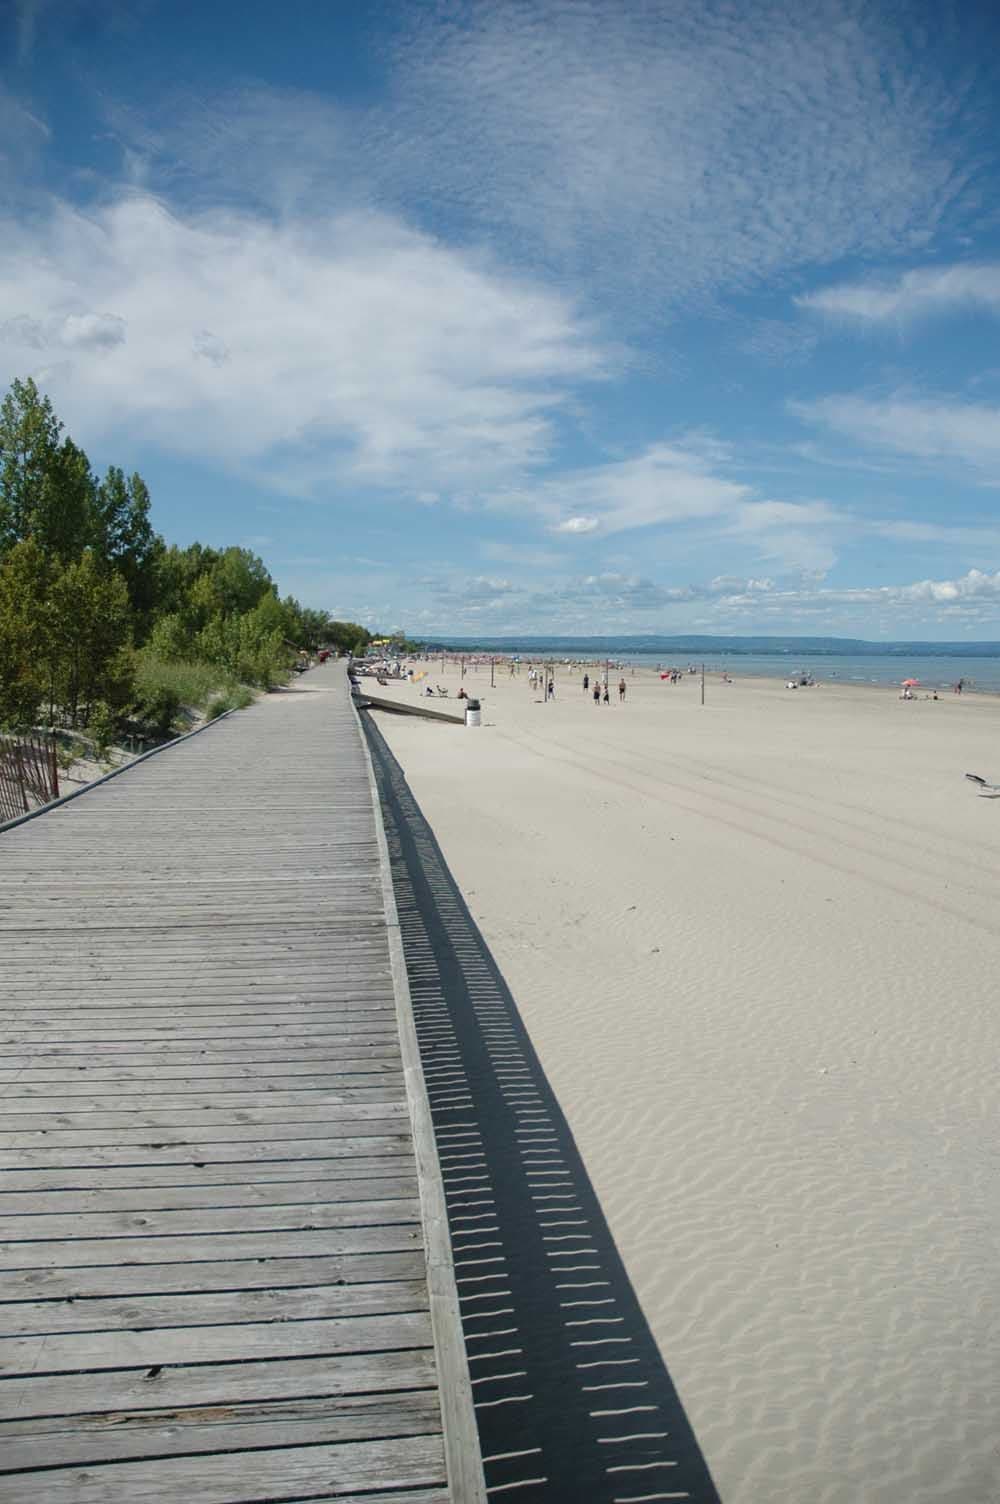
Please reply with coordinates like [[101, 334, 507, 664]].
[[0, 664, 482, 1503]]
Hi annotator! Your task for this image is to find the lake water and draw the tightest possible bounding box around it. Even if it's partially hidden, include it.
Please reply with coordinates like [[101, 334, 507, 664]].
[[504, 651, 1000, 692]]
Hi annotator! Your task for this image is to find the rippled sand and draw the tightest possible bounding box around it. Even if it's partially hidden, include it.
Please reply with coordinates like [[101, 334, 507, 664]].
[[370, 664, 1000, 1503]]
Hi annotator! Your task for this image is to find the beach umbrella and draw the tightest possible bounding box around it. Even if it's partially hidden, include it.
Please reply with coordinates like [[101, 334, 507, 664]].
[[901, 678, 920, 687]]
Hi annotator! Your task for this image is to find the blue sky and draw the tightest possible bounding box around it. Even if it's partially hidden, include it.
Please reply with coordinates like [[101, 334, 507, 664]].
[[3, 0, 1000, 638]]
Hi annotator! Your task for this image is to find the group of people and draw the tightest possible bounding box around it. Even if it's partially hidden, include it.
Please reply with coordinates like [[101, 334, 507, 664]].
[[582, 672, 627, 704], [527, 667, 557, 699]]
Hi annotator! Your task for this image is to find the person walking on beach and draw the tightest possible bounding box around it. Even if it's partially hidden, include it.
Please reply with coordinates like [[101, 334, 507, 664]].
[[593, 682, 601, 705], [547, 677, 555, 700], [602, 682, 610, 705], [583, 673, 589, 692], [618, 677, 626, 702]]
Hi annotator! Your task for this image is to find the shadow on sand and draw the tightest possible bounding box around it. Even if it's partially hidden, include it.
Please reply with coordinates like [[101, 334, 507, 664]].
[[364, 714, 722, 1504]]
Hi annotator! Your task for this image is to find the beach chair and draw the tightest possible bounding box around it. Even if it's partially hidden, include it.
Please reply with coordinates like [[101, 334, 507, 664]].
[[435, 686, 449, 696], [965, 773, 1000, 797]]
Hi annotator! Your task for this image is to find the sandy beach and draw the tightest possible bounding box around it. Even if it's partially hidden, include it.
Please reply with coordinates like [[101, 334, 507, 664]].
[[368, 661, 1000, 1503]]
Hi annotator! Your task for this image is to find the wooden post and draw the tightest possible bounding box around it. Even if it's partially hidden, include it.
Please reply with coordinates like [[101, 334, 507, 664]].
[[13, 741, 29, 814], [461, 656, 465, 680], [701, 662, 705, 706], [490, 658, 495, 688]]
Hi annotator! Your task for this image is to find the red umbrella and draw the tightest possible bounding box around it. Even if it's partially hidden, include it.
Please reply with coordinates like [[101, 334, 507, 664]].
[[901, 678, 920, 687]]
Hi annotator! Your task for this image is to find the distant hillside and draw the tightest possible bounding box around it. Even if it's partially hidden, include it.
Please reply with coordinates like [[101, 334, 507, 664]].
[[432, 634, 1000, 657]]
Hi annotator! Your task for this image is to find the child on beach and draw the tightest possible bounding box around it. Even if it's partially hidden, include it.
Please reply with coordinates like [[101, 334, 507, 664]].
[[618, 678, 626, 701]]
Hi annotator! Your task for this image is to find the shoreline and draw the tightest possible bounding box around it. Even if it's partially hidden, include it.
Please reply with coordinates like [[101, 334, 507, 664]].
[[391, 649, 999, 696], [367, 656, 1000, 707]]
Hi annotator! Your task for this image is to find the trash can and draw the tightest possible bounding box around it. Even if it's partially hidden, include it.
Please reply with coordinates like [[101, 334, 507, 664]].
[[465, 697, 481, 727]]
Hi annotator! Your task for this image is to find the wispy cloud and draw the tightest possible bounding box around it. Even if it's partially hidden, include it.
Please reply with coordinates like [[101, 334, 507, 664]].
[[799, 263, 1000, 324], [0, 192, 609, 494], [494, 442, 752, 537], [792, 393, 1000, 478], [100, 2, 987, 322], [710, 568, 1000, 622], [372, 0, 981, 311], [363, 565, 1000, 636]]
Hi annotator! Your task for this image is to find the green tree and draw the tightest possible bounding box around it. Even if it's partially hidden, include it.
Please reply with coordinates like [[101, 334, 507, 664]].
[[208, 548, 274, 617], [327, 620, 372, 656], [0, 538, 52, 727], [47, 551, 133, 724], [95, 466, 161, 620], [0, 379, 97, 559], [283, 599, 330, 650], [152, 542, 221, 620], [145, 611, 192, 662], [194, 589, 291, 687]]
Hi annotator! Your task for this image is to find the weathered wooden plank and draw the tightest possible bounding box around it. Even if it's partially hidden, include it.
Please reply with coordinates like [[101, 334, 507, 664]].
[[0, 1067, 403, 1090], [0, 1132, 413, 1170], [6, 1279, 430, 1337], [0, 1175, 418, 1214], [0, 1310, 435, 1374], [0, 1048, 403, 1069], [0, 1021, 401, 1042], [1, 1250, 426, 1302], [0, 1157, 416, 1193], [0, 1223, 422, 1271], [0, 1347, 436, 1425], [0, 1435, 447, 1502], [0, 1003, 396, 1024], [0, 1391, 443, 1471], [0, 1085, 407, 1115], [0, 1107, 410, 1148], [0, 1196, 422, 1242], [0, 998, 396, 1017]]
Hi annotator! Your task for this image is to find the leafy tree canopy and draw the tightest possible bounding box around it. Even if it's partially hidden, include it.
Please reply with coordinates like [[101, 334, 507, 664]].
[[0, 377, 415, 738]]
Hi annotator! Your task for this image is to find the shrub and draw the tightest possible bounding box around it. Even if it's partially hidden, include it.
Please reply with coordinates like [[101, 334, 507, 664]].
[[131, 652, 256, 735], [86, 701, 117, 759]]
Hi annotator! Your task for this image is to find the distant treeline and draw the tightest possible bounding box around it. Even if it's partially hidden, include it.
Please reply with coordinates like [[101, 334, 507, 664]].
[[0, 377, 392, 747]]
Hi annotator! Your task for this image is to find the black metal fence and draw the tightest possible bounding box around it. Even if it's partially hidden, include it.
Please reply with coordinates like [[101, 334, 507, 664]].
[[0, 733, 59, 824]]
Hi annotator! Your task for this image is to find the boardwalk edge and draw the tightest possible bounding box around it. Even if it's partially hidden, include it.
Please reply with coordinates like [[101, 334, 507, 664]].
[[351, 690, 488, 1504], [0, 709, 238, 836]]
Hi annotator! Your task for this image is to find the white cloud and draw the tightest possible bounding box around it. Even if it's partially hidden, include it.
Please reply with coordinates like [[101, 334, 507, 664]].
[[192, 329, 229, 366], [104, 3, 984, 321], [323, 560, 1000, 636], [0, 308, 128, 352], [372, 0, 979, 309], [0, 193, 609, 495], [60, 312, 127, 350], [695, 568, 1000, 622], [496, 442, 751, 537], [0, 313, 45, 348], [792, 393, 1000, 477], [553, 516, 600, 534], [728, 499, 843, 572], [799, 263, 1000, 324]]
